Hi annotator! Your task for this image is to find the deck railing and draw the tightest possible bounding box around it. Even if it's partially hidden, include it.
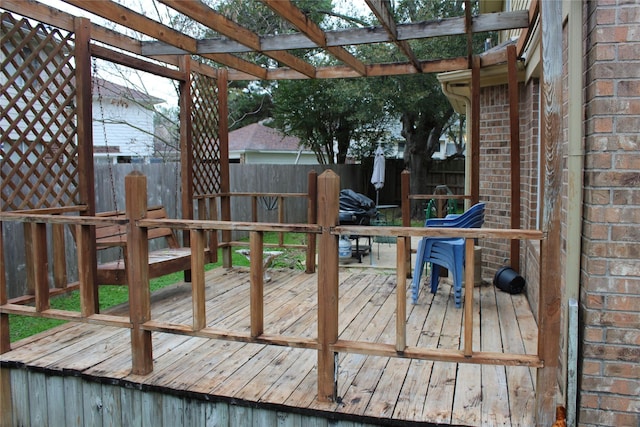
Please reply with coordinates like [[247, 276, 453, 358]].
[[0, 170, 545, 404]]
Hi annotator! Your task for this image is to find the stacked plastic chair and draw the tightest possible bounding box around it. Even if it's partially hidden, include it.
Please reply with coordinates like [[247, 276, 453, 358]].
[[411, 202, 485, 307]]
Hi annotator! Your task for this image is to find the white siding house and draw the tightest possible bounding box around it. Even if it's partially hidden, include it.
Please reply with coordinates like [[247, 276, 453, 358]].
[[92, 78, 164, 163]]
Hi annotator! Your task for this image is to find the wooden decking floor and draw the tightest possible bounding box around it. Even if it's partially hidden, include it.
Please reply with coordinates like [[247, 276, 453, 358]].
[[2, 266, 538, 426]]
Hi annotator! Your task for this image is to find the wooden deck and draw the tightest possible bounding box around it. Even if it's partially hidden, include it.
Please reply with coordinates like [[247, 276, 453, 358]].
[[2, 266, 538, 426]]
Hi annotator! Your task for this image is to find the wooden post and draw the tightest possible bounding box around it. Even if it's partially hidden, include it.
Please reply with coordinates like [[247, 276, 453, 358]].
[[471, 55, 481, 206], [75, 18, 99, 313], [196, 197, 217, 264], [401, 170, 411, 277], [218, 69, 232, 268], [536, 0, 563, 424], [191, 229, 206, 331], [278, 196, 285, 246], [52, 223, 67, 288], [33, 222, 49, 313], [251, 196, 258, 223], [208, 197, 218, 263], [0, 223, 9, 421], [396, 237, 406, 352], [317, 170, 340, 402], [23, 223, 35, 295], [77, 223, 97, 317], [306, 170, 317, 273], [463, 238, 475, 357], [508, 44, 521, 272], [125, 172, 153, 375], [1, 222, 9, 354], [179, 56, 194, 282], [250, 231, 264, 338]]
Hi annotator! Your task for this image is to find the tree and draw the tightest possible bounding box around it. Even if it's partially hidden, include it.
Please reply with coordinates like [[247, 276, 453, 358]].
[[379, 0, 489, 216], [271, 78, 392, 164]]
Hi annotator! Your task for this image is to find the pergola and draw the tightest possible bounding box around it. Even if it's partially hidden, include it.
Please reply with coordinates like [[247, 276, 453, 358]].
[[1, 1, 564, 425]]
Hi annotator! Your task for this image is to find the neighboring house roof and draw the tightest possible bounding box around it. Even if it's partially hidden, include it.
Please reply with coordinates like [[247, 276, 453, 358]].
[[229, 121, 301, 152], [93, 77, 164, 106]]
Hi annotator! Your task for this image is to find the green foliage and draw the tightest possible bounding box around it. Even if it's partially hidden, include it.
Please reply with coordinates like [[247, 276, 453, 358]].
[[272, 78, 392, 164]]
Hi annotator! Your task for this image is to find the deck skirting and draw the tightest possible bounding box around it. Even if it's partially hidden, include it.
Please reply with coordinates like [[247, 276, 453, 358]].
[[2, 366, 422, 427]]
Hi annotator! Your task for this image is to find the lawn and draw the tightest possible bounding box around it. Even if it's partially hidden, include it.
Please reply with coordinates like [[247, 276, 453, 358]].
[[8, 232, 307, 342]]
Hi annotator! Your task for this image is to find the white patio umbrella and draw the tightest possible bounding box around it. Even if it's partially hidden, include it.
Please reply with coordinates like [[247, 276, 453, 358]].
[[371, 145, 385, 206]]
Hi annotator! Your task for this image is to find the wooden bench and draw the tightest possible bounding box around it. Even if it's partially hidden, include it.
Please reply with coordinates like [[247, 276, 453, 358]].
[[93, 206, 210, 285]]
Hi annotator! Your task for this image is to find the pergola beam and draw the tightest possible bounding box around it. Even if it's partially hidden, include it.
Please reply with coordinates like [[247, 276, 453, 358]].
[[260, 0, 367, 76], [140, 10, 529, 56], [60, 0, 268, 79], [7, 0, 531, 80], [365, 0, 421, 72], [157, 0, 315, 78]]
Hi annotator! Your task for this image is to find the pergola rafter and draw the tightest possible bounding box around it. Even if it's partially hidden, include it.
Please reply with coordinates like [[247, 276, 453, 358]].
[[260, 0, 367, 76], [0, 1, 522, 84], [156, 0, 316, 78], [15, 0, 531, 81], [365, 0, 421, 72], [61, 0, 268, 79]]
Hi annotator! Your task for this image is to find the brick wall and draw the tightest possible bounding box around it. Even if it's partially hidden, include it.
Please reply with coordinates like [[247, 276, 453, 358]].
[[478, 80, 539, 292], [478, 84, 513, 276], [579, 1, 640, 426]]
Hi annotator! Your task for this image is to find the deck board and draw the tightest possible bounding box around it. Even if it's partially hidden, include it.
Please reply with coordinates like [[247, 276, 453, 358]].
[[2, 267, 537, 426]]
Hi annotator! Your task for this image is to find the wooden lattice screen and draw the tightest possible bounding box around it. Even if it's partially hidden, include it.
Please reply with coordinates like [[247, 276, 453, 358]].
[[190, 72, 222, 197], [1, 13, 79, 211]]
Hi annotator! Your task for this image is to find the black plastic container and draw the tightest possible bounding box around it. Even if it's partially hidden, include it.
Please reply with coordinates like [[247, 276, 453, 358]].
[[493, 266, 526, 294]]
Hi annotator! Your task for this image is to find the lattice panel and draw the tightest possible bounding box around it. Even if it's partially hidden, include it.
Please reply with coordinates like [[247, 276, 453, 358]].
[[1, 13, 79, 211], [191, 72, 222, 196]]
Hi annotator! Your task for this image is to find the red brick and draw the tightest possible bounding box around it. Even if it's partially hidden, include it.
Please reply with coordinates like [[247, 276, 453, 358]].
[[610, 259, 640, 276], [593, 116, 614, 133], [584, 326, 605, 341], [579, 408, 640, 427], [617, 116, 640, 133], [586, 134, 640, 151], [601, 395, 640, 413], [605, 327, 640, 345], [581, 374, 640, 394], [583, 222, 609, 240], [595, 26, 629, 43], [618, 5, 640, 24], [612, 189, 640, 205], [596, 8, 616, 25], [580, 393, 600, 409], [586, 293, 605, 309], [585, 152, 613, 170], [611, 225, 640, 241], [614, 154, 640, 169], [606, 295, 640, 311], [617, 80, 640, 97], [618, 42, 640, 60], [582, 360, 603, 376], [585, 189, 611, 205], [586, 171, 640, 188], [595, 43, 617, 61], [613, 243, 640, 258], [604, 361, 640, 379], [590, 310, 640, 328], [586, 258, 607, 275]]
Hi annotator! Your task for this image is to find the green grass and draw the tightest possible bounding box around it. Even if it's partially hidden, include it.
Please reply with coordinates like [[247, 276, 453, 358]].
[[8, 232, 308, 343]]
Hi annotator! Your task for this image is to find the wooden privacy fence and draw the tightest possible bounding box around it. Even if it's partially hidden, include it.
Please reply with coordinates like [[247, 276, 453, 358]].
[[0, 170, 545, 402]]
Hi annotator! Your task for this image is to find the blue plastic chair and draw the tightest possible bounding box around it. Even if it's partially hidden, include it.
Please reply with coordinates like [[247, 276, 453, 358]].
[[411, 203, 485, 307]]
